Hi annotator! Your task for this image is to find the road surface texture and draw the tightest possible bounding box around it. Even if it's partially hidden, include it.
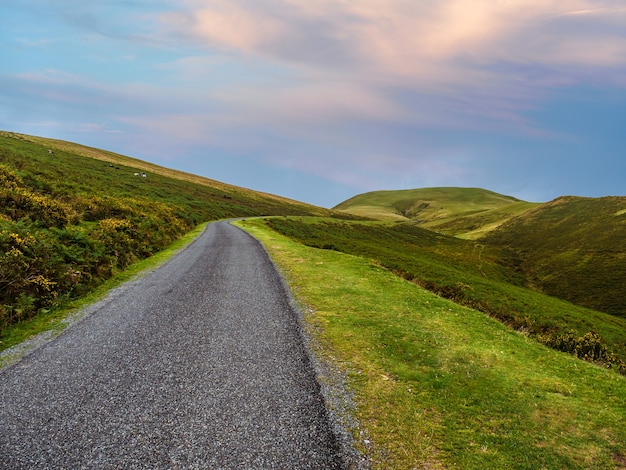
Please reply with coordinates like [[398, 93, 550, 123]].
[[0, 221, 360, 469]]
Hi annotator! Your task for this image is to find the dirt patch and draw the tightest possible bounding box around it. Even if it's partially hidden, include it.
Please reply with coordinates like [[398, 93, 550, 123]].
[[612, 452, 626, 469]]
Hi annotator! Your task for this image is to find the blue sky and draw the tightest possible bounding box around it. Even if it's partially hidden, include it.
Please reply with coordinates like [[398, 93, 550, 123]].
[[2, 0, 625, 207]]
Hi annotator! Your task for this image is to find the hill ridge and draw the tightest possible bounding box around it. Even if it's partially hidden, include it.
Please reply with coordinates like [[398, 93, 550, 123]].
[[5, 131, 324, 210]]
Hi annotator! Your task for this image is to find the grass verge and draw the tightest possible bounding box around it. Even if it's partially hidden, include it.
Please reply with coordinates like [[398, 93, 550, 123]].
[[0, 222, 209, 357], [237, 218, 626, 469]]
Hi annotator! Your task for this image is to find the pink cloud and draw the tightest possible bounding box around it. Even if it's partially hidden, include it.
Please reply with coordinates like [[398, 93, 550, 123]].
[[154, 0, 626, 146], [162, 1, 284, 54], [161, 1, 626, 80]]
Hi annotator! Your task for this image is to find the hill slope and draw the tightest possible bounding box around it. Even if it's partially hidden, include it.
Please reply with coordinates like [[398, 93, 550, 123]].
[[483, 196, 626, 317], [336, 187, 626, 318], [0, 131, 343, 331], [13, 131, 332, 215], [241, 219, 626, 468], [334, 187, 538, 237]]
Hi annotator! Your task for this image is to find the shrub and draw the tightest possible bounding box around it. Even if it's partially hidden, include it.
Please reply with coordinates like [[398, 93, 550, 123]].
[[92, 218, 137, 269], [0, 188, 72, 228], [0, 228, 61, 324], [79, 196, 136, 221], [539, 330, 626, 374], [539, 330, 606, 361], [0, 165, 24, 190]]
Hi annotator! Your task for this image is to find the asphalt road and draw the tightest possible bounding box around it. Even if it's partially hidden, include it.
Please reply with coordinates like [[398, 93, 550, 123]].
[[0, 221, 348, 469]]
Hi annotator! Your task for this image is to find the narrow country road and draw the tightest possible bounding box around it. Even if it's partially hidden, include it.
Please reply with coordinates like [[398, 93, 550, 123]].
[[0, 221, 346, 469]]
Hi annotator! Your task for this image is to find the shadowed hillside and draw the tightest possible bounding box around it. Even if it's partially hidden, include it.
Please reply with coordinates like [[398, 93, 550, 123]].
[[482, 196, 626, 317]]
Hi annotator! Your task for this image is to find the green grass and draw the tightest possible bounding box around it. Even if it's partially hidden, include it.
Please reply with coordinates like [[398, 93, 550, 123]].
[[18, 131, 333, 213], [483, 196, 626, 317], [1, 131, 338, 220], [426, 201, 539, 239], [261, 217, 626, 371], [238, 218, 626, 469]]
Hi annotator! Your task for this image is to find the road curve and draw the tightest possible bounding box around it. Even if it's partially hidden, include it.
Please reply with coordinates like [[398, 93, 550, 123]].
[[0, 221, 345, 469]]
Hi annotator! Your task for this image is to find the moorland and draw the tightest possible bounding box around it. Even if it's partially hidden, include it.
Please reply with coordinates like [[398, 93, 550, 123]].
[[2, 131, 626, 469]]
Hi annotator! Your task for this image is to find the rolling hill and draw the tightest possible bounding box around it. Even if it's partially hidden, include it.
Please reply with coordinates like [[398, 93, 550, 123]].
[[12, 131, 334, 215], [483, 195, 626, 317], [333, 187, 539, 238], [336, 186, 626, 318]]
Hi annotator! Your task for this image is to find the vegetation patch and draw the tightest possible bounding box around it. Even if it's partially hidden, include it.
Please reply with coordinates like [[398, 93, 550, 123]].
[[334, 187, 538, 237], [483, 196, 626, 317]]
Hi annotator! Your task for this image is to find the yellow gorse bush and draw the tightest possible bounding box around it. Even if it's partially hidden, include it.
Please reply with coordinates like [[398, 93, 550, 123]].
[[7, 231, 37, 249], [0, 165, 24, 190], [0, 189, 72, 228]]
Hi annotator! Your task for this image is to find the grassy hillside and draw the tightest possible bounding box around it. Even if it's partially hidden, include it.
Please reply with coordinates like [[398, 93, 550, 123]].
[[14, 131, 333, 214], [239, 219, 626, 469], [4, 129, 626, 467], [333, 187, 538, 237], [0, 131, 343, 337], [263, 217, 626, 374], [335, 188, 626, 319], [483, 196, 626, 317]]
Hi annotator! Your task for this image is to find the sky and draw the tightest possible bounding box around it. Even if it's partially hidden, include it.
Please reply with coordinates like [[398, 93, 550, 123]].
[[1, 1, 625, 208]]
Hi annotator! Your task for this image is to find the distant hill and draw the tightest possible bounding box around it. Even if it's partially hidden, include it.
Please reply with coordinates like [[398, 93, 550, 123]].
[[482, 196, 626, 317], [334, 187, 538, 238]]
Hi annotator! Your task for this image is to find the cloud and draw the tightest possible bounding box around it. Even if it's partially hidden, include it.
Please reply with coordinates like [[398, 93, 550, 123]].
[[125, 0, 626, 193], [161, 1, 626, 81], [155, 0, 626, 149]]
